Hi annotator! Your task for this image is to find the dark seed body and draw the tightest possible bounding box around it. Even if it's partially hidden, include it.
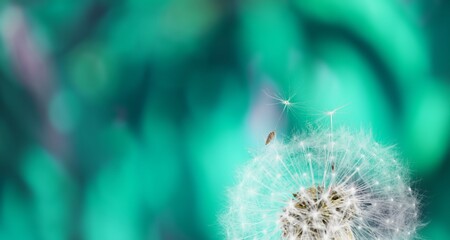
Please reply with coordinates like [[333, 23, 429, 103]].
[[266, 131, 276, 145]]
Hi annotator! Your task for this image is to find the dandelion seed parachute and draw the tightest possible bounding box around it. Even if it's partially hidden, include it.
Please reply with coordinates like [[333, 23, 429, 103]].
[[221, 128, 419, 240]]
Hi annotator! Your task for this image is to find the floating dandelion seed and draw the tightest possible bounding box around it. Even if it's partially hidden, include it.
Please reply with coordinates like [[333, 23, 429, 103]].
[[265, 131, 276, 145], [221, 127, 420, 239], [262, 89, 303, 146], [263, 89, 296, 115], [263, 89, 305, 129]]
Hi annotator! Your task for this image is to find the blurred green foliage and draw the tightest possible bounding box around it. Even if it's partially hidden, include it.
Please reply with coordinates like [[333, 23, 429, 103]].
[[0, 0, 449, 239]]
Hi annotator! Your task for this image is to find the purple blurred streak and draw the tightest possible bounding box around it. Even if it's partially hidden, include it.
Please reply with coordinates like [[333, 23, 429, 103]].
[[1, 5, 70, 162], [246, 81, 280, 145], [1, 5, 52, 100]]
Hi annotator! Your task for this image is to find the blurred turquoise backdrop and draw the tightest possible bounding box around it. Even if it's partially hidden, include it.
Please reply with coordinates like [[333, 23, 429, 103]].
[[0, 0, 449, 239]]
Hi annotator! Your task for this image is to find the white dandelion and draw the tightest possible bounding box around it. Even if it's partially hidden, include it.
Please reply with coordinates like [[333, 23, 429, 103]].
[[221, 127, 420, 239]]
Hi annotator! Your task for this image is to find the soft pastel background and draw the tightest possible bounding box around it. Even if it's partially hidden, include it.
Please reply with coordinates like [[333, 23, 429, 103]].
[[0, 0, 449, 239]]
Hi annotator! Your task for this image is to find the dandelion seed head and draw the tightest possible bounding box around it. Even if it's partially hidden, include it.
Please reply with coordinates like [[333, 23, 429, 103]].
[[221, 128, 420, 239], [280, 185, 358, 239]]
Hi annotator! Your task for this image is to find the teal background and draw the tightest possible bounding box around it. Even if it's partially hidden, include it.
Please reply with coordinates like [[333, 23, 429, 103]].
[[0, 0, 449, 239]]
